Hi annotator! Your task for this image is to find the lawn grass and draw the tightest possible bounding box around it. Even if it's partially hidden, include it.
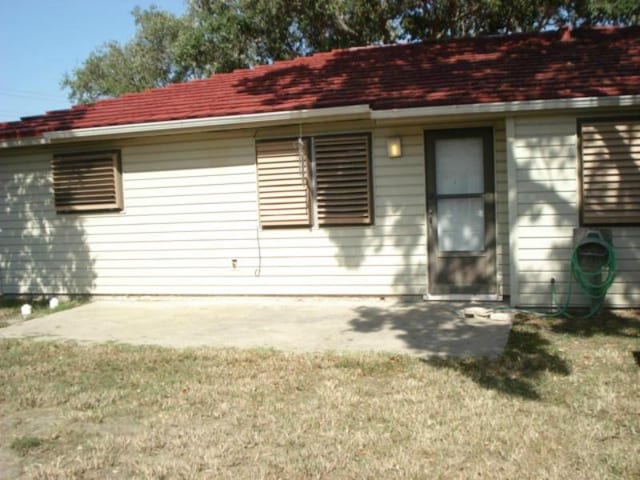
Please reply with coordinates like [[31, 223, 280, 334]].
[[0, 310, 638, 479]]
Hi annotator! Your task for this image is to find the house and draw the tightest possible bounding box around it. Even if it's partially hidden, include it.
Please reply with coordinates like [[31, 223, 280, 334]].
[[1, 26, 638, 307]]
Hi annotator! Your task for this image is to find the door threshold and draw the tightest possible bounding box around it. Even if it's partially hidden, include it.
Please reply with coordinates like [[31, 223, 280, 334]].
[[423, 294, 502, 302]]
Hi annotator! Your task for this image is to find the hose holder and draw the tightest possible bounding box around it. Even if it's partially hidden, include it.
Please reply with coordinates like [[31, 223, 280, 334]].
[[574, 229, 612, 273], [569, 228, 616, 317]]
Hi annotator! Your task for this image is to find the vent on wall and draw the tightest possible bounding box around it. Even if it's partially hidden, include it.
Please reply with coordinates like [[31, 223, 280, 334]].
[[580, 119, 640, 225], [52, 150, 123, 213], [314, 135, 372, 225], [256, 139, 312, 228]]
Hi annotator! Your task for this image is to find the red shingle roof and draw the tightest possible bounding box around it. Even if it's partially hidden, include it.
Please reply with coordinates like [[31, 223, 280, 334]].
[[2, 26, 639, 141]]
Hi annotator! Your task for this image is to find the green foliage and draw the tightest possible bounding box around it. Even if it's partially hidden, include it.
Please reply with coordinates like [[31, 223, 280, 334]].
[[62, 7, 190, 103], [62, 0, 639, 103]]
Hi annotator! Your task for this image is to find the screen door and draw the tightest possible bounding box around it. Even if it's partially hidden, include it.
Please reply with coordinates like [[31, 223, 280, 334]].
[[425, 128, 497, 295]]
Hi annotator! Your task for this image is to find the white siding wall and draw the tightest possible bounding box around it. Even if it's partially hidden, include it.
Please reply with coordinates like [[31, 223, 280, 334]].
[[510, 115, 640, 307], [0, 127, 427, 296], [1, 119, 510, 298]]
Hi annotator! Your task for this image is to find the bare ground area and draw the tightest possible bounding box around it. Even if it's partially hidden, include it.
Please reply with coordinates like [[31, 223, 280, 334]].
[[0, 308, 638, 479]]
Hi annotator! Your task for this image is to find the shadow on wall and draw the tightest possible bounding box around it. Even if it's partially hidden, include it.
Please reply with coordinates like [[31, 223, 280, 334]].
[[326, 200, 425, 294], [234, 26, 638, 307], [1, 164, 96, 296], [515, 120, 639, 309]]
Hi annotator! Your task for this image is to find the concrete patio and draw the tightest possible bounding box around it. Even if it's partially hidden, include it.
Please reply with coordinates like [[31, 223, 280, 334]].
[[0, 297, 513, 358]]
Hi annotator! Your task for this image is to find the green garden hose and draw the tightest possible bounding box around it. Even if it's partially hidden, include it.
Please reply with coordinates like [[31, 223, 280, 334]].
[[548, 235, 617, 319]]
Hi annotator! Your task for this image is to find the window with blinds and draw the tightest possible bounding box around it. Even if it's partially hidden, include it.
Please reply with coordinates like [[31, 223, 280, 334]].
[[580, 119, 640, 225], [52, 151, 123, 213], [256, 134, 372, 228], [314, 135, 372, 225], [256, 139, 312, 227]]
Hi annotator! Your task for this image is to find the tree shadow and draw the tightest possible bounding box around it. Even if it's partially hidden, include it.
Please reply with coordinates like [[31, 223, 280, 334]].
[[549, 309, 640, 338], [420, 309, 637, 400], [1, 157, 96, 297], [234, 28, 637, 113], [424, 323, 571, 400], [348, 300, 571, 400], [349, 300, 510, 357]]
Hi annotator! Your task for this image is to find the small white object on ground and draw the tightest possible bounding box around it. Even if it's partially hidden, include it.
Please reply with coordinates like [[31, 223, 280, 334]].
[[490, 311, 513, 322], [463, 307, 492, 318], [21, 304, 32, 317], [49, 297, 59, 309]]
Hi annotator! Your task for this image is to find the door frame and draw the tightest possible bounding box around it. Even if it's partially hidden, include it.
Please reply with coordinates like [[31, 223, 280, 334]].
[[423, 127, 501, 301]]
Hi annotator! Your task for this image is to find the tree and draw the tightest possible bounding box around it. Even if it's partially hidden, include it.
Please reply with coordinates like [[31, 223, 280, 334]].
[[62, 7, 190, 103], [62, 0, 640, 104]]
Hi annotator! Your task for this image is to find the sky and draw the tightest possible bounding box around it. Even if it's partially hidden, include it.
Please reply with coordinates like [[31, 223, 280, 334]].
[[0, 0, 187, 122]]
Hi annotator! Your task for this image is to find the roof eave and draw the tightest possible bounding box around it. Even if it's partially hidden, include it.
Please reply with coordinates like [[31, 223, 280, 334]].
[[371, 94, 640, 121], [1, 95, 639, 149], [0, 105, 373, 149]]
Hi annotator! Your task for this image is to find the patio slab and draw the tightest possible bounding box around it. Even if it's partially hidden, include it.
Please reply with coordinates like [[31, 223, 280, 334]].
[[0, 297, 513, 358]]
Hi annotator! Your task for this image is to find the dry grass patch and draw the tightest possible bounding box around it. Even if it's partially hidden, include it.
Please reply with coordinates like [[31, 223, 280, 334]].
[[0, 311, 638, 479]]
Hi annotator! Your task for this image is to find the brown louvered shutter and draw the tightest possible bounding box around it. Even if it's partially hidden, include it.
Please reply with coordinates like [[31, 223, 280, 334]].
[[52, 151, 123, 213], [314, 134, 372, 225], [580, 119, 640, 225], [256, 139, 312, 228]]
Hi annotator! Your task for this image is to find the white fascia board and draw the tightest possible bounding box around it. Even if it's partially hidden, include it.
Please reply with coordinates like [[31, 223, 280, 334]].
[[40, 105, 372, 142], [372, 94, 640, 120], [0, 137, 50, 149]]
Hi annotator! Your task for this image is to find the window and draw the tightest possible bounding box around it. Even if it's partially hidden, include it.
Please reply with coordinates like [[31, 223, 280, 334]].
[[52, 150, 123, 213], [579, 118, 640, 225], [256, 139, 312, 227], [256, 134, 372, 228]]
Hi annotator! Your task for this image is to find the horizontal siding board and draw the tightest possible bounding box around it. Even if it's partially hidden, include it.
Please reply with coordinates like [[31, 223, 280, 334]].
[[124, 193, 259, 207], [516, 202, 577, 216], [518, 293, 638, 307], [126, 182, 257, 199], [3, 237, 426, 253], [83, 255, 425, 269], [27, 285, 427, 296], [519, 282, 637, 296], [85, 275, 426, 287], [514, 117, 576, 136], [518, 191, 577, 204], [516, 168, 577, 181], [42, 265, 428, 278], [517, 179, 577, 193]]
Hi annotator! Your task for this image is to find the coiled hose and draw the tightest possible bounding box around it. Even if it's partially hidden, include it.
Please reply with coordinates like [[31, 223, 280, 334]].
[[549, 235, 617, 319]]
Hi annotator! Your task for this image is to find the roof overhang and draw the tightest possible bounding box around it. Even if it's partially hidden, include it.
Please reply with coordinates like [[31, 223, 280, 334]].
[[2, 94, 639, 149], [371, 94, 640, 121], [0, 105, 373, 148]]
